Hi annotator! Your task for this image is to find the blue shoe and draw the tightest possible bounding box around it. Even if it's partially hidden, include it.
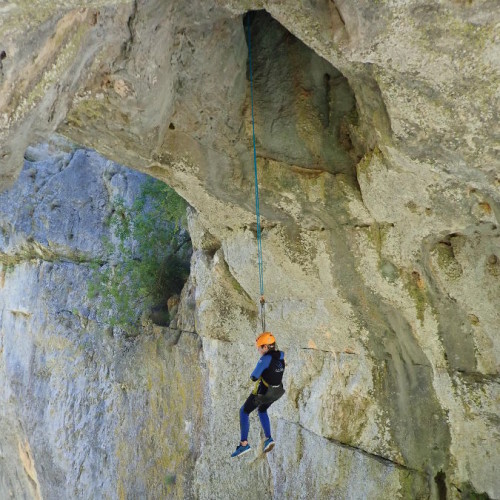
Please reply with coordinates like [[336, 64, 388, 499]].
[[231, 444, 251, 458], [263, 437, 275, 453]]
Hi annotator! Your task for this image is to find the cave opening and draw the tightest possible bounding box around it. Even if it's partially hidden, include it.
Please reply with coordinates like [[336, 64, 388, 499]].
[[242, 10, 363, 178]]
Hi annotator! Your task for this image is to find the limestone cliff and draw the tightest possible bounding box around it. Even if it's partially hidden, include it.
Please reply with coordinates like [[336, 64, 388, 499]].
[[0, 145, 203, 499], [0, 1, 499, 499]]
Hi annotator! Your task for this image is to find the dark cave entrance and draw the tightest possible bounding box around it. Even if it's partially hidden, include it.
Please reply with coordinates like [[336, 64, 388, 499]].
[[242, 10, 363, 178]]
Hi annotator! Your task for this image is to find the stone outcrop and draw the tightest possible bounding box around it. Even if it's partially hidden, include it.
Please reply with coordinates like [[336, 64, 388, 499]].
[[0, 1, 499, 499]]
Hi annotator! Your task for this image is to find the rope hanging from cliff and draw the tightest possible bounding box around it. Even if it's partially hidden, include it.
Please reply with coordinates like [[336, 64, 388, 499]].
[[247, 13, 266, 333]]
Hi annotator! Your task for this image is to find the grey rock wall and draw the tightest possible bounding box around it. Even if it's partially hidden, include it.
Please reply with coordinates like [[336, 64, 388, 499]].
[[0, 1, 499, 499], [0, 145, 203, 499]]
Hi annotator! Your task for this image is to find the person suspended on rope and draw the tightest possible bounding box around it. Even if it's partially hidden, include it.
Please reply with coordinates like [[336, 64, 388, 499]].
[[231, 332, 286, 458]]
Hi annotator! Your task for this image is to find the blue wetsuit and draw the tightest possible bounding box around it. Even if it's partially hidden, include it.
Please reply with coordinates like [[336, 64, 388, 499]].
[[240, 350, 285, 442]]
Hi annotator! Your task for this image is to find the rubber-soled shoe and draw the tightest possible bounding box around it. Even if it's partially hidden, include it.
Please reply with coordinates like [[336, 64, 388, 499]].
[[231, 444, 251, 458], [263, 437, 275, 453]]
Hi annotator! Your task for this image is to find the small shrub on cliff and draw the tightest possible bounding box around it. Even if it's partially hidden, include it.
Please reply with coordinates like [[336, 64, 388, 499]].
[[88, 178, 191, 333]]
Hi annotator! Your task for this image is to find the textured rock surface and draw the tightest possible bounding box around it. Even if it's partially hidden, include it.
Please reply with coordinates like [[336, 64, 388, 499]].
[[0, 147, 203, 499], [0, 0, 499, 499]]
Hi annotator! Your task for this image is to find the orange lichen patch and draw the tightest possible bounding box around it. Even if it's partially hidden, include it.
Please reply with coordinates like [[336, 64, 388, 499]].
[[308, 339, 317, 349], [113, 79, 134, 98], [18, 439, 42, 500], [405, 270, 428, 324], [478, 202, 492, 214], [412, 271, 425, 289]]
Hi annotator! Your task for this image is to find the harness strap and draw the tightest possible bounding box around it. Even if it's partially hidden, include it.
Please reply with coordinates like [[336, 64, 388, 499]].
[[252, 377, 267, 395]]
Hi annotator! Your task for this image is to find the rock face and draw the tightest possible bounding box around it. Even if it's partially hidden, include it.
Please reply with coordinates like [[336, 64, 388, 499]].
[[0, 147, 203, 499], [0, 1, 499, 499]]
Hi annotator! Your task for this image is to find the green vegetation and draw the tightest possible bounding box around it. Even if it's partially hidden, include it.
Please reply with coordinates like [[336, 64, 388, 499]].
[[459, 482, 491, 500], [88, 178, 191, 333], [435, 241, 463, 279], [404, 270, 427, 325]]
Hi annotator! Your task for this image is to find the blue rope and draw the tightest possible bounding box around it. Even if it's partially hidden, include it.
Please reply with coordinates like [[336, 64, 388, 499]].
[[247, 14, 266, 329]]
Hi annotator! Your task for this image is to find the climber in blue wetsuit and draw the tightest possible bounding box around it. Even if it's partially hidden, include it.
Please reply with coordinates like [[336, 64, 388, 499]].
[[231, 332, 286, 458]]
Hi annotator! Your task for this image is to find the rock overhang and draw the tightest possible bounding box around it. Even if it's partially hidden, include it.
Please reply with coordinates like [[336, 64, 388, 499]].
[[0, 1, 499, 497]]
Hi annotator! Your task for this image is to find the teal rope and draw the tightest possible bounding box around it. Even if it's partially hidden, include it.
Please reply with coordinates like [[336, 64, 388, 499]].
[[247, 14, 266, 330]]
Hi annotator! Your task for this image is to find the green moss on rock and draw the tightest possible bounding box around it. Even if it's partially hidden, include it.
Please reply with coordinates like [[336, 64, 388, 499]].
[[404, 270, 427, 324], [435, 242, 463, 279]]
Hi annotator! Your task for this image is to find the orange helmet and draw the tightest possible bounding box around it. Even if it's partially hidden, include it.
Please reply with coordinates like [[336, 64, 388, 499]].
[[256, 332, 276, 347]]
